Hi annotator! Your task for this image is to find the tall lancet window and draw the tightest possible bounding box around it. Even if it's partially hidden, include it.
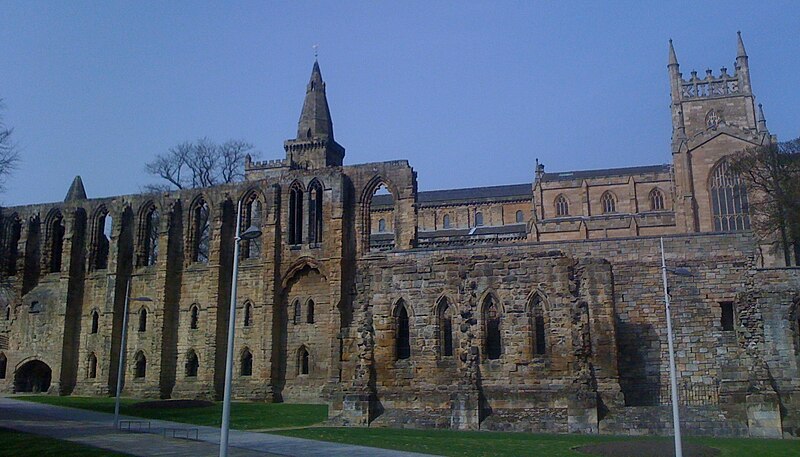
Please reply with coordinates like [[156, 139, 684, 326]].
[[710, 160, 750, 231], [288, 182, 304, 245], [241, 193, 262, 259], [308, 180, 323, 246]]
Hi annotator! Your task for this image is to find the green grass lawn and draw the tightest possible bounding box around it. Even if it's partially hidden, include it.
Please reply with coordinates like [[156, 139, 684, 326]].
[[16, 395, 327, 430], [274, 427, 800, 457], [0, 427, 130, 456]]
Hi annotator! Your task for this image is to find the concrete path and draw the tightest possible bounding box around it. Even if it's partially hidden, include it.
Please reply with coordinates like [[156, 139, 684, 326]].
[[0, 397, 437, 457]]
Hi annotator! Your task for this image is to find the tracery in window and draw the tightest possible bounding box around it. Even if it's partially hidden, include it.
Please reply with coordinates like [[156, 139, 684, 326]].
[[555, 195, 569, 217], [601, 192, 617, 214], [650, 188, 665, 211], [710, 160, 750, 232]]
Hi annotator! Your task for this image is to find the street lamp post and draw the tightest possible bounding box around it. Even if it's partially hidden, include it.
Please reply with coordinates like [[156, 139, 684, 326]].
[[113, 279, 152, 428], [660, 237, 692, 457], [219, 200, 262, 457]]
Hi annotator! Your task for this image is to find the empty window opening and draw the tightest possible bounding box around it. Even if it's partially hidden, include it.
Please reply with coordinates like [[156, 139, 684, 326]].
[[90, 310, 99, 334], [191, 199, 211, 263], [240, 348, 253, 376], [378, 218, 386, 233], [720, 302, 735, 331], [243, 302, 253, 327], [48, 212, 65, 273], [3, 218, 21, 276], [6, 306, 11, 320], [292, 299, 301, 325], [190, 305, 199, 330], [288, 183, 304, 245], [87, 353, 97, 379], [185, 350, 198, 377], [92, 212, 112, 271], [138, 308, 148, 332], [134, 352, 147, 378], [368, 183, 395, 252], [299, 347, 310, 375], [438, 299, 454, 357], [308, 180, 323, 246], [306, 299, 315, 324], [242, 194, 262, 259], [0, 353, 6, 379], [395, 301, 411, 360], [141, 206, 160, 266], [531, 295, 546, 355], [484, 297, 501, 360]]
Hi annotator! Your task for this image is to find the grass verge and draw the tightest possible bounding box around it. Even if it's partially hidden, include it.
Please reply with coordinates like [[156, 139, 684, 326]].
[[16, 395, 327, 430], [0, 427, 130, 456], [274, 427, 800, 457]]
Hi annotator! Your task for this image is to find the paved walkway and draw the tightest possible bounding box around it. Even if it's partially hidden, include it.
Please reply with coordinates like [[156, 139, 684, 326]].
[[0, 397, 436, 457]]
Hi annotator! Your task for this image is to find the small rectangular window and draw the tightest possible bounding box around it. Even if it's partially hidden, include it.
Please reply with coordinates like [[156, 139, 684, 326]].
[[720, 302, 735, 331]]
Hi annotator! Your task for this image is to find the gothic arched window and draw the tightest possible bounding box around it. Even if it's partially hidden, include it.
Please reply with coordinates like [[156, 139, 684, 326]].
[[47, 211, 65, 273], [90, 310, 99, 334], [288, 182, 304, 245], [306, 299, 315, 324], [298, 346, 310, 375], [555, 195, 569, 217], [515, 210, 524, 223], [140, 204, 160, 266], [185, 350, 199, 377], [138, 308, 148, 332], [292, 299, 301, 325], [475, 212, 484, 227], [240, 348, 253, 376], [243, 302, 253, 327], [443, 214, 451, 229], [308, 180, 323, 246], [710, 160, 750, 232], [191, 198, 211, 263], [190, 304, 199, 330], [483, 296, 501, 360], [437, 297, 454, 357], [378, 218, 386, 233], [650, 188, 665, 211], [134, 351, 147, 378], [601, 192, 617, 214], [87, 353, 97, 379], [241, 193, 262, 260], [394, 300, 411, 360], [530, 294, 546, 356]]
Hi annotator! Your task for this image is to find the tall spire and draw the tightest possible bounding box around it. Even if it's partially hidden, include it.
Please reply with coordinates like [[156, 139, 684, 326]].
[[64, 175, 87, 202], [736, 31, 747, 58], [296, 60, 334, 141], [668, 39, 679, 67], [757, 103, 768, 132]]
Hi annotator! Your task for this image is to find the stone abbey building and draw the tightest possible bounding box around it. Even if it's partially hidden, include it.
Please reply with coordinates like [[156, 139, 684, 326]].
[[1, 34, 799, 438]]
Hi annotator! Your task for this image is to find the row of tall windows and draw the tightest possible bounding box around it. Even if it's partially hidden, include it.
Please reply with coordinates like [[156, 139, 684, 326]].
[[393, 295, 547, 361], [551, 188, 667, 218], [438, 210, 525, 230], [128, 348, 254, 379], [288, 180, 323, 246]]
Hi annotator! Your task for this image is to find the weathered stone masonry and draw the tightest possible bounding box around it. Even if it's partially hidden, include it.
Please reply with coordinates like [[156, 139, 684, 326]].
[[1, 35, 799, 437]]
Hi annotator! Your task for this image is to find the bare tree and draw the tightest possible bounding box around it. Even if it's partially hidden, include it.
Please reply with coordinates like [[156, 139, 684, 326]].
[[729, 138, 800, 266], [144, 138, 256, 192], [0, 99, 20, 193]]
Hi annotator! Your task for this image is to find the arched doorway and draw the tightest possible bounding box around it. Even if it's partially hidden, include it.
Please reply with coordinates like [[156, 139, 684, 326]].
[[14, 360, 52, 393]]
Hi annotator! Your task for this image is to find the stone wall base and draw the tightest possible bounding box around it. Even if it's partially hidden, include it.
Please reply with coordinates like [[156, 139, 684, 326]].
[[746, 393, 783, 438]]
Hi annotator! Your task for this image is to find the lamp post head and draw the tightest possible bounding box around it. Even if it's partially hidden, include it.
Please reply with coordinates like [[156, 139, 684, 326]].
[[239, 226, 263, 241]]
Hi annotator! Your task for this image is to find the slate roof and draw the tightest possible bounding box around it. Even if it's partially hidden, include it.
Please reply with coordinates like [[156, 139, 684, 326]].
[[540, 164, 671, 183], [372, 183, 531, 207]]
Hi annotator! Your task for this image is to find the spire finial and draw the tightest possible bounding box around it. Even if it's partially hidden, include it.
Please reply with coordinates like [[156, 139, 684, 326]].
[[65, 175, 87, 202], [297, 60, 333, 141], [312, 44, 319, 60], [668, 39, 679, 67], [736, 31, 747, 58], [757, 103, 767, 131]]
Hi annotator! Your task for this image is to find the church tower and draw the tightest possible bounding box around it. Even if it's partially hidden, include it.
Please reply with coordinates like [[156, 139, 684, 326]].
[[668, 33, 772, 233], [283, 60, 345, 169]]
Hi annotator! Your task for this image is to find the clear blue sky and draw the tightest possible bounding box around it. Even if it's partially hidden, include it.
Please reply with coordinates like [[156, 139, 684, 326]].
[[2, 1, 798, 206]]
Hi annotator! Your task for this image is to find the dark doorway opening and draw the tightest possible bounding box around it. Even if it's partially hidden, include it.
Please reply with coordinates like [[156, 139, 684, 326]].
[[14, 360, 52, 393]]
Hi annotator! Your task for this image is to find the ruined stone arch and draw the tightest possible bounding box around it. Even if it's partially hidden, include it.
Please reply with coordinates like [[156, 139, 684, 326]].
[[480, 290, 503, 360], [1, 212, 21, 276], [238, 188, 265, 259], [187, 194, 211, 263], [526, 290, 550, 357], [88, 204, 111, 271], [434, 295, 456, 358], [14, 357, 52, 393], [43, 208, 65, 273], [288, 180, 305, 245], [359, 174, 401, 253], [280, 257, 329, 290], [136, 200, 160, 267]]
